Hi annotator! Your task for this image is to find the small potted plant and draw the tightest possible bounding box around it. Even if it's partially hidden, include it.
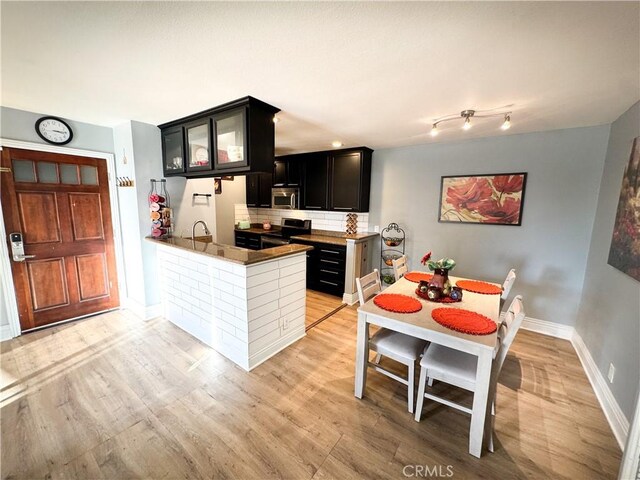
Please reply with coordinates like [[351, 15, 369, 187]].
[[421, 251, 456, 295]]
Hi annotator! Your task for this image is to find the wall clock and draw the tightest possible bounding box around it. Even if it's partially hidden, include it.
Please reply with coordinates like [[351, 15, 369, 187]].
[[35, 116, 73, 145]]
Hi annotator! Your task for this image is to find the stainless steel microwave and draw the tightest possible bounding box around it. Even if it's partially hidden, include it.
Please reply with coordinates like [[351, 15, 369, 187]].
[[271, 187, 299, 210]]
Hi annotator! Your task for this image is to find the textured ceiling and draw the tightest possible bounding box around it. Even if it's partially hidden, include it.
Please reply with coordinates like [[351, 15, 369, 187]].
[[1, 1, 638, 153]]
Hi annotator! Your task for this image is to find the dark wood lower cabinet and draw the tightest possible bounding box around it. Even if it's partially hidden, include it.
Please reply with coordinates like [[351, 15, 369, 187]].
[[234, 231, 261, 250], [294, 240, 346, 297]]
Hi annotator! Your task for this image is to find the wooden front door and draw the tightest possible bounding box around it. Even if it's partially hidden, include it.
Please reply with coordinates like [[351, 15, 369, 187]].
[[1, 147, 119, 331]]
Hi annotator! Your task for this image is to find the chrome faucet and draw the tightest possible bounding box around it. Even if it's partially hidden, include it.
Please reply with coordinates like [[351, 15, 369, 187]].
[[192, 220, 211, 239]]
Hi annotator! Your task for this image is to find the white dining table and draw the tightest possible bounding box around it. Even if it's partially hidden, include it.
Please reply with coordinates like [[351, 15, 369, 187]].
[[354, 274, 500, 458]]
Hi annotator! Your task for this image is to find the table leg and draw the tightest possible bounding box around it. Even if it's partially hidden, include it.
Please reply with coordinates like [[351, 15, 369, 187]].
[[469, 349, 492, 458], [354, 312, 369, 399]]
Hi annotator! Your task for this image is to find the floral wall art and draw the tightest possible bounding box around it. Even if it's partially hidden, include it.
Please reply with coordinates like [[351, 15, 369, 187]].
[[438, 173, 527, 225], [608, 137, 640, 281]]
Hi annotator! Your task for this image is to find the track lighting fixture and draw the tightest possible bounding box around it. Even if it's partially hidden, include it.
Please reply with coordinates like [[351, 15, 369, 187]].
[[429, 108, 513, 136]]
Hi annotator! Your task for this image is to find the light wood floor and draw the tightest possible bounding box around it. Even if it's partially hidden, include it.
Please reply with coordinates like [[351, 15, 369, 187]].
[[305, 289, 345, 329], [1, 301, 621, 479]]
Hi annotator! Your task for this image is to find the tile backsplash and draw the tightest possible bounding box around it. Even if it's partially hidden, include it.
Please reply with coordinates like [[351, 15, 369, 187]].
[[234, 205, 370, 233]]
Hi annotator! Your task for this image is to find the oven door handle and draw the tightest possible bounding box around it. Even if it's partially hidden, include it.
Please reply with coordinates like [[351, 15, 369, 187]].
[[290, 192, 296, 209]]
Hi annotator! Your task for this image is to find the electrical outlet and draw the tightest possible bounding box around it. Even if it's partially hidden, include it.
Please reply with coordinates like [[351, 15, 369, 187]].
[[607, 363, 615, 383], [374, 225, 380, 233], [283, 317, 289, 330]]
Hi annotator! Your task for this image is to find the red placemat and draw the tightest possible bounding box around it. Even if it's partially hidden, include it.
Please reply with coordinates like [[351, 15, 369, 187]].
[[404, 272, 434, 283], [431, 308, 497, 335], [374, 294, 423, 313], [415, 289, 460, 303], [456, 280, 502, 295]]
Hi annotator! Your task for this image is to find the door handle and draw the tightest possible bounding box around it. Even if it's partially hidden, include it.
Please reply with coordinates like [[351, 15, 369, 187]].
[[290, 193, 296, 209], [14, 254, 36, 262]]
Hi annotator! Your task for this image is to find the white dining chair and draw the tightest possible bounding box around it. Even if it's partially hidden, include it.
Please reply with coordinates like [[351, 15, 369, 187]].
[[356, 269, 429, 413], [414, 295, 525, 452], [500, 269, 517, 310], [392, 255, 408, 281]]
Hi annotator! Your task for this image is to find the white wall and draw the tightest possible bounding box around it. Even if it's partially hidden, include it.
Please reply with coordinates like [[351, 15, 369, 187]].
[[576, 101, 640, 420], [215, 177, 246, 245], [369, 125, 610, 327], [166, 177, 217, 239], [112, 120, 167, 314]]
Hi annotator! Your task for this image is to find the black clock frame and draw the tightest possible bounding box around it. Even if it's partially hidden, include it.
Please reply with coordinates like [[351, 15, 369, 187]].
[[35, 116, 74, 145]]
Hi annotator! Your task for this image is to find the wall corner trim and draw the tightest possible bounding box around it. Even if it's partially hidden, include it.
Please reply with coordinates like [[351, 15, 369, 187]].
[[0, 325, 14, 342], [571, 330, 629, 450], [123, 298, 163, 321]]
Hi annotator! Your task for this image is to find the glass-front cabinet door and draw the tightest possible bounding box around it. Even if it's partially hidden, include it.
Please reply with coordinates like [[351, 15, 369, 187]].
[[185, 119, 212, 172], [213, 107, 248, 170], [162, 125, 185, 175]]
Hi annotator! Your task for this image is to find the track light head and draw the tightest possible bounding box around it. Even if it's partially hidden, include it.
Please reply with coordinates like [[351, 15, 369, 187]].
[[501, 114, 511, 130]]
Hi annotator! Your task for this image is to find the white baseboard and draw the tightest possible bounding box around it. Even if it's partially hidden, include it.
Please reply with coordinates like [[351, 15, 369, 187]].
[[0, 324, 14, 342], [571, 331, 629, 449], [123, 298, 163, 321], [520, 315, 574, 340], [342, 292, 359, 306]]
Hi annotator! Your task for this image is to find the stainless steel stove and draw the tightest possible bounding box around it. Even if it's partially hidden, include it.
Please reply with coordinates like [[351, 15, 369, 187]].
[[260, 218, 311, 249]]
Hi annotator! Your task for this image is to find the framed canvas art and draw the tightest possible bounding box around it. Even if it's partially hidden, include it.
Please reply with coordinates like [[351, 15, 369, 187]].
[[608, 137, 640, 281], [438, 172, 527, 225]]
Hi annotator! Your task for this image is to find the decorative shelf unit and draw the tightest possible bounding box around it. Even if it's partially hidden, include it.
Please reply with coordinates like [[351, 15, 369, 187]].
[[149, 179, 172, 238], [380, 222, 405, 286]]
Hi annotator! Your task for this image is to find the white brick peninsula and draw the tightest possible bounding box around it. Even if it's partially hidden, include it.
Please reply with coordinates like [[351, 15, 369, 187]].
[[147, 237, 312, 371]]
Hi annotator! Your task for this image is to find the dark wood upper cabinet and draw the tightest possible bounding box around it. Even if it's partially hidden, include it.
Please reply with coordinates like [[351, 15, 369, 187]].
[[328, 148, 372, 212], [212, 107, 248, 171], [273, 156, 301, 187], [245, 174, 259, 208], [301, 153, 329, 210], [279, 147, 372, 212], [159, 96, 279, 178], [245, 173, 272, 208], [184, 118, 212, 173], [273, 159, 287, 186], [258, 173, 272, 208], [161, 125, 186, 176]]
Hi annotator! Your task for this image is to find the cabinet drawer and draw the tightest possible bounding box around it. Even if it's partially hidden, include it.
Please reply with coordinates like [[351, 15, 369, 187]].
[[318, 257, 345, 271], [319, 268, 344, 285], [318, 246, 345, 257]]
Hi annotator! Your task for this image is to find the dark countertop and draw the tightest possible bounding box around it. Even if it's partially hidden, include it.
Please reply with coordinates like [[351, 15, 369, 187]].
[[146, 236, 312, 265]]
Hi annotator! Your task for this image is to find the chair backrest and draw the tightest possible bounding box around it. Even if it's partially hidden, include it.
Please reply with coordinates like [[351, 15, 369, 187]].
[[501, 269, 517, 300], [392, 255, 408, 281], [494, 295, 525, 378], [356, 269, 382, 305]]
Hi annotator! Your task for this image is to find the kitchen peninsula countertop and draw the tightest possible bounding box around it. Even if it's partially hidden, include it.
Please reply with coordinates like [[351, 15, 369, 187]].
[[146, 236, 312, 265], [234, 224, 378, 246], [291, 230, 378, 246]]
